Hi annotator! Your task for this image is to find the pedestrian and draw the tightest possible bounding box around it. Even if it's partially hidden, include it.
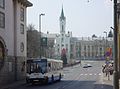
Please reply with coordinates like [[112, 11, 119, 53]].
[[102, 64, 106, 73]]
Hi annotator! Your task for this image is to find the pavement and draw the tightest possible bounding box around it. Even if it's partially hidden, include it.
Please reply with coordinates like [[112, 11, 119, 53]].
[[101, 73, 113, 86], [1, 80, 26, 89]]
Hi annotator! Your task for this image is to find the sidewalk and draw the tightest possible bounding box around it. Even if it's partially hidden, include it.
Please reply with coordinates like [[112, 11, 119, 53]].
[[102, 73, 113, 86], [1, 80, 26, 89]]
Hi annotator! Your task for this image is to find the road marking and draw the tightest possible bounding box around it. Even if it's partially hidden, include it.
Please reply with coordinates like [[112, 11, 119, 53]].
[[89, 73, 92, 75], [80, 74, 83, 75], [79, 73, 101, 76], [94, 73, 97, 75]]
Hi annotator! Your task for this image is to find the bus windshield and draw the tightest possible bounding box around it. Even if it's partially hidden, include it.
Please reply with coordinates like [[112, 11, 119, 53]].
[[27, 60, 47, 74]]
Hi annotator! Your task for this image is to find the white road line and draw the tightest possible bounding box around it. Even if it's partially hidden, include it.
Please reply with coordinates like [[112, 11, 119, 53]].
[[89, 73, 92, 75], [79, 73, 101, 76], [94, 73, 97, 75], [80, 74, 83, 75]]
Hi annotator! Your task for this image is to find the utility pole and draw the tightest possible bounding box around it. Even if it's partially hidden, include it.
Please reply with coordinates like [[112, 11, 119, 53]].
[[113, 0, 119, 89], [103, 31, 107, 61], [39, 13, 45, 58]]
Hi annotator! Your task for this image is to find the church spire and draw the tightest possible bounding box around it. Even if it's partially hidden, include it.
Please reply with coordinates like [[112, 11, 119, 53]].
[[60, 6, 65, 20], [59, 6, 66, 34]]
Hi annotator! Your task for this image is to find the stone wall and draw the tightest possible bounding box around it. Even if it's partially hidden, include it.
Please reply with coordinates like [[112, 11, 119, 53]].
[[0, 56, 26, 86]]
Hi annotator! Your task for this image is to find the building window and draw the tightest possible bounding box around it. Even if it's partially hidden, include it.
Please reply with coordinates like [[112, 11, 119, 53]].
[[61, 38, 63, 43], [0, 0, 5, 9], [58, 48, 59, 52], [0, 12, 5, 28], [20, 42, 24, 52], [20, 7, 24, 21], [20, 24, 24, 34], [62, 25, 64, 32]]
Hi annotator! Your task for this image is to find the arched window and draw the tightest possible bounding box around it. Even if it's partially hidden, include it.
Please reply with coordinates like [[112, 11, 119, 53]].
[[0, 41, 4, 70]]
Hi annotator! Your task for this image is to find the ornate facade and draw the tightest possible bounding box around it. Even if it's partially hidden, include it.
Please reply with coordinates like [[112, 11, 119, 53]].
[[0, 0, 32, 85], [75, 37, 113, 60]]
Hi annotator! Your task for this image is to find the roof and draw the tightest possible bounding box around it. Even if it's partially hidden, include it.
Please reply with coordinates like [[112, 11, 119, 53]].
[[60, 7, 65, 20], [16, 0, 33, 7]]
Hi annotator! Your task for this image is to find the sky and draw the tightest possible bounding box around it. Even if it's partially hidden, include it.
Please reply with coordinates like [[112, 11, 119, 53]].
[[27, 0, 113, 37]]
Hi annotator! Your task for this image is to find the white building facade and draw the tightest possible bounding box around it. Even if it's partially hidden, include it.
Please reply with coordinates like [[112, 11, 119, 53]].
[[75, 37, 113, 60], [0, 0, 32, 85]]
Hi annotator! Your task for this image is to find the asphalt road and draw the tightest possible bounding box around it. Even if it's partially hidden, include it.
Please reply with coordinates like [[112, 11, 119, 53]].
[[15, 61, 113, 89]]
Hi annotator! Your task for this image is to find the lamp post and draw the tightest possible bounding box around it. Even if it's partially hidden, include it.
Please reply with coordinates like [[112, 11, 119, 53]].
[[39, 13, 45, 58], [103, 31, 107, 61], [113, 0, 119, 89]]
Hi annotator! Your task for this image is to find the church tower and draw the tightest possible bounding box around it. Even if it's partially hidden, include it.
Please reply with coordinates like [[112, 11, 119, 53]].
[[55, 6, 72, 64], [59, 7, 66, 34]]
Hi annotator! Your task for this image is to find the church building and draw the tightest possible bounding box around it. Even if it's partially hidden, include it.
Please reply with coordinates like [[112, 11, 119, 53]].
[[55, 7, 72, 64]]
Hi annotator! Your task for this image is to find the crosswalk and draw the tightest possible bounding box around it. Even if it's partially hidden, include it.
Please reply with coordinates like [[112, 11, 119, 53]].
[[64, 73, 102, 76], [79, 73, 101, 76]]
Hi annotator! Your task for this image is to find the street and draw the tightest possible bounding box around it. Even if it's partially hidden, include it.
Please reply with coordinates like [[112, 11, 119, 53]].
[[12, 61, 113, 89]]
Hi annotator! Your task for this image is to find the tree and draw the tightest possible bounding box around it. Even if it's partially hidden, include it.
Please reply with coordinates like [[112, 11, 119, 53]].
[[92, 34, 97, 38], [108, 30, 113, 37], [27, 24, 40, 58]]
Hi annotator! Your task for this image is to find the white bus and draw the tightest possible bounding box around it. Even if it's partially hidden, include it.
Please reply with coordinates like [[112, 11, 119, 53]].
[[26, 58, 63, 84]]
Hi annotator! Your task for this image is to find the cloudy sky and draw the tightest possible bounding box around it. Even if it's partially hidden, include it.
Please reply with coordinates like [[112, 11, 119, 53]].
[[27, 0, 113, 37]]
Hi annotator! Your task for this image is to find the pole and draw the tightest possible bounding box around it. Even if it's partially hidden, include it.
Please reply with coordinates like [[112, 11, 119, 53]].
[[39, 14, 45, 58], [113, 0, 119, 89], [39, 14, 41, 58], [103, 31, 107, 61]]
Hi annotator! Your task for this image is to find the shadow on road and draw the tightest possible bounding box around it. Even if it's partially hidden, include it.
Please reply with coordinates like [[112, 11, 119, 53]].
[[24, 80, 113, 89], [94, 84, 113, 89]]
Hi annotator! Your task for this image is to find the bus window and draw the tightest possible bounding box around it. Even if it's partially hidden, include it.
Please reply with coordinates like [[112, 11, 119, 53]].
[[48, 63, 51, 68]]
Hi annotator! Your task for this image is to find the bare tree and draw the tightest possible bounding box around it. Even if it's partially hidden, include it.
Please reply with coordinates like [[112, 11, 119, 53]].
[[27, 24, 40, 58]]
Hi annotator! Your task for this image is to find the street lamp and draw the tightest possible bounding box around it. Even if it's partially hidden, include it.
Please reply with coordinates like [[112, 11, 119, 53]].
[[113, 0, 119, 89], [39, 13, 45, 58], [103, 31, 107, 61]]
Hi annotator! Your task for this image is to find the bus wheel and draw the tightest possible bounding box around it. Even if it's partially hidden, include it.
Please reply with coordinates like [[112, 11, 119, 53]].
[[26, 78, 30, 84], [59, 73, 61, 81], [45, 77, 48, 84], [51, 75, 54, 83]]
